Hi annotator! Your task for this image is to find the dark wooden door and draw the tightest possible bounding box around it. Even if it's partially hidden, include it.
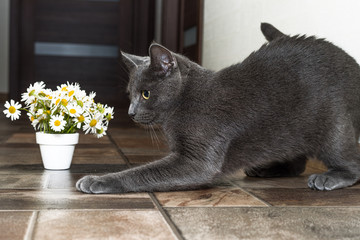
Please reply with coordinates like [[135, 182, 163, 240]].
[[162, 0, 203, 64], [10, 0, 155, 107]]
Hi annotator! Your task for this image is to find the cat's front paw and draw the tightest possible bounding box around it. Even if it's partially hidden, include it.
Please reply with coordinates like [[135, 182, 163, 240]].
[[76, 175, 112, 194], [307, 172, 357, 191]]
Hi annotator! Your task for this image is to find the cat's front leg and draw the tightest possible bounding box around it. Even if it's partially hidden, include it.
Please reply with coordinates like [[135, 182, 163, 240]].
[[76, 153, 221, 194]]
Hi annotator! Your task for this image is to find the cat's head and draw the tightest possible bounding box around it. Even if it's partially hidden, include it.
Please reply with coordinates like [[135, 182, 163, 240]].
[[121, 43, 185, 126]]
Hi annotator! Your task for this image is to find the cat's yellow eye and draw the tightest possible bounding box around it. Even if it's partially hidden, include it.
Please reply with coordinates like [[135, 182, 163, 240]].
[[141, 90, 150, 100]]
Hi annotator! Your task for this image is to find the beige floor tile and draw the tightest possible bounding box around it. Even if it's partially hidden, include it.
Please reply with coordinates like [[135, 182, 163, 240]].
[[166, 207, 360, 240], [0, 211, 34, 240], [33, 210, 176, 240], [5, 133, 37, 144], [155, 187, 266, 207], [73, 147, 125, 164], [0, 190, 153, 210], [246, 188, 360, 206], [0, 147, 42, 166], [0, 174, 46, 189]]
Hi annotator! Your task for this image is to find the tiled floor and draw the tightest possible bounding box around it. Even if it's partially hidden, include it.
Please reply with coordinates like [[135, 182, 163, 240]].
[[1, 107, 360, 240]]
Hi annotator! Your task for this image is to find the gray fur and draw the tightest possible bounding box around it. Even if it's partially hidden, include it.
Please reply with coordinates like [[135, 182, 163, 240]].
[[77, 23, 360, 193]]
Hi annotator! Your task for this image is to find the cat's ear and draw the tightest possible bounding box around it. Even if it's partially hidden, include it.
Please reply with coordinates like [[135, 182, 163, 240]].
[[149, 44, 177, 75], [261, 23, 286, 42], [121, 52, 148, 70]]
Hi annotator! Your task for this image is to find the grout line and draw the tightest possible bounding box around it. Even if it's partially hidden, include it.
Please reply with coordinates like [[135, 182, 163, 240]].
[[108, 129, 183, 239], [108, 130, 183, 238], [149, 193, 185, 240], [107, 132, 132, 168], [228, 180, 272, 207], [24, 211, 39, 240]]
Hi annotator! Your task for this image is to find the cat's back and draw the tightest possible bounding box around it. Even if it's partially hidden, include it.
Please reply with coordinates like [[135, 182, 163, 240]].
[[208, 34, 360, 129], [216, 35, 360, 101], [239, 35, 356, 79]]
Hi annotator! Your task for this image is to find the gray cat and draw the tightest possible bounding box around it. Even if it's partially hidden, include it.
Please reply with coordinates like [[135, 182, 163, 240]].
[[76, 23, 360, 193]]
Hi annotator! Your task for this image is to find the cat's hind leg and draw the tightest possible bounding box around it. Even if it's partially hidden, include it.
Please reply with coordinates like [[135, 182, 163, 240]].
[[308, 149, 360, 190], [245, 155, 307, 178], [308, 126, 360, 190]]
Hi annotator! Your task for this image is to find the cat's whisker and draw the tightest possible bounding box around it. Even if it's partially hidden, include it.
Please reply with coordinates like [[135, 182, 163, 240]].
[[150, 124, 161, 150], [147, 124, 155, 147]]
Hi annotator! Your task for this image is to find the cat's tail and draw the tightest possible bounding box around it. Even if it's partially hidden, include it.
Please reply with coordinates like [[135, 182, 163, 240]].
[[261, 23, 286, 41]]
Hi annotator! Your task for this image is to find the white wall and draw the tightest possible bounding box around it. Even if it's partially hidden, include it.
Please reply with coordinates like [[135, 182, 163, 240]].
[[0, 0, 9, 93], [203, 0, 360, 71]]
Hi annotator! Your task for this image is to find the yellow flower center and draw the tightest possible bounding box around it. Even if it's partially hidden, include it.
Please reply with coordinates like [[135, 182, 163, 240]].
[[78, 115, 85, 122], [61, 87, 68, 91], [29, 89, 35, 96], [70, 109, 76, 114], [31, 116, 35, 122], [47, 95, 52, 100], [90, 119, 97, 127], [69, 90, 75, 97], [56, 99, 61, 105], [61, 99, 68, 106], [9, 106, 16, 114], [54, 120, 61, 126]]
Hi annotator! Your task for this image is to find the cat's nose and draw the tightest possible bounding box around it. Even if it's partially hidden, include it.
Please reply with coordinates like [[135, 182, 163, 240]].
[[128, 103, 137, 119], [128, 109, 136, 119]]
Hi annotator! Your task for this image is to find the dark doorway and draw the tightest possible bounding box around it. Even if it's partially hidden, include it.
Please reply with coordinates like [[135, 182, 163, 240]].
[[10, 0, 203, 108], [10, 0, 155, 107]]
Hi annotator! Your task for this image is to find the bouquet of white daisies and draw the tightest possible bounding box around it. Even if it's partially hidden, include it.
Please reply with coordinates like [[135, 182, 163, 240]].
[[3, 82, 114, 138]]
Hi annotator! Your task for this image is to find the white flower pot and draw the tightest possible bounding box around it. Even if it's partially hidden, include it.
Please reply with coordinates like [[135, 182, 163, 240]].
[[36, 132, 79, 170]]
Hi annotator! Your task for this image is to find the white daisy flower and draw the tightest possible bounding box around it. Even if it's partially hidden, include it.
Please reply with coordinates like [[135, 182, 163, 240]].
[[66, 82, 81, 99], [74, 114, 86, 129], [89, 91, 96, 100], [21, 81, 46, 105], [67, 103, 82, 117], [3, 100, 22, 121], [27, 112, 39, 130], [83, 113, 102, 134], [96, 103, 105, 115], [38, 88, 53, 102], [51, 93, 70, 114], [104, 105, 114, 121], [57, 82, 70, 92], [96, 125, 108, 138], [80, 94, 95, 109], [49, 114, 66, 132], [75, 89, 87, 101]]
